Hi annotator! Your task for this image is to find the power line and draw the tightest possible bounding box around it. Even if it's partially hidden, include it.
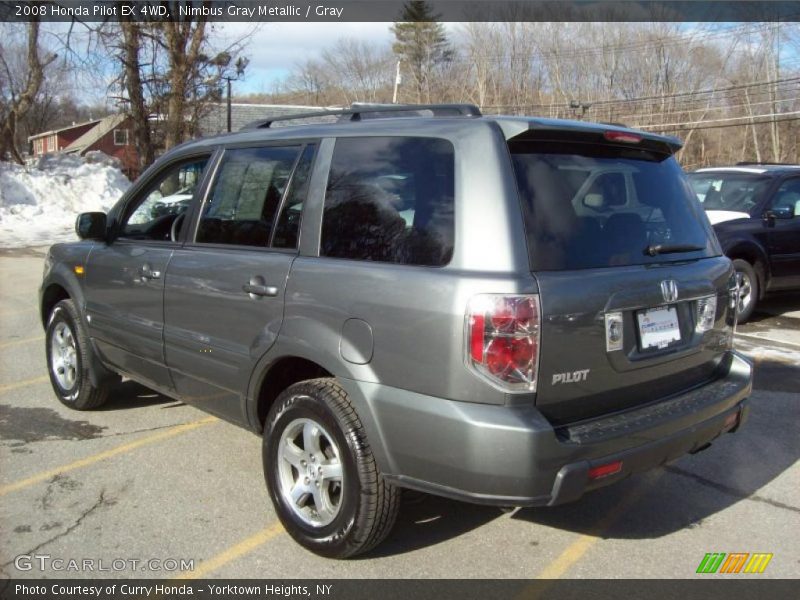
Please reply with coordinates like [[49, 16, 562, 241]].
[[603, 96, 800, 122], [485, 83, 800, 118], [639, 110, 800, 131], [651, 115, 800, 133], [480, 76, 800, 111]]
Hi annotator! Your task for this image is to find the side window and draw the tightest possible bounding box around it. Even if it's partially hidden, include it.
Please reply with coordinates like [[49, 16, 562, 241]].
[[272, 144, 316, 249], [320, 137, 455, 266], [197, 146, 300, 247], [772, 179, 800, 216], [120, 157, 209, 241]]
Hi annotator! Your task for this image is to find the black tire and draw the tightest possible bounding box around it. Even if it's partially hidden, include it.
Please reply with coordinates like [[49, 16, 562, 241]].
[[732, 259, 758, 323], [263, 378, 400, 558], [45, 299, 113, 410]]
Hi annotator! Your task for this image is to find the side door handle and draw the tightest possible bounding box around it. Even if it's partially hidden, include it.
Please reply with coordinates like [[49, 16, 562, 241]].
[[243, 281, 278, 298], [140, 264, 161, 280]]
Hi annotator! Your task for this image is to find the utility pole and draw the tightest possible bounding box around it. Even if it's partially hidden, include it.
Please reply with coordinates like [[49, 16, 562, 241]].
[[221, 56, 249, 133], [226, 78, 232, 132], [392, 61, 401, 104]]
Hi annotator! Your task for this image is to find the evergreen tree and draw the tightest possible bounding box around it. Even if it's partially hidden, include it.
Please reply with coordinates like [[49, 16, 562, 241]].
[[390, 1, 452, 103]]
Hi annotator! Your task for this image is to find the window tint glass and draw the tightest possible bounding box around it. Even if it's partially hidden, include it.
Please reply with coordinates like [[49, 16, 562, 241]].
[[197, 146, 300, 247], [120, 158, 208, 241], [272, 144, 316, 249], [510, 141, 717, 271], [773, 178, 800, 216], [321, 137, 454, 266], [687, 173, 769, 213]]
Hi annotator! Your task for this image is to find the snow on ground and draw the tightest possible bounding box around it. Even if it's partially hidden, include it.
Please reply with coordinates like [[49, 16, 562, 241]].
[[0, 152, 130, 248]]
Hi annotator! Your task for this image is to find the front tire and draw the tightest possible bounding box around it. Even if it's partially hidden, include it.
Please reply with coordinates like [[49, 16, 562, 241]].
[[732, 259, 758, 323], [45, 299, 113, 410], [263, 378, 400, 558]]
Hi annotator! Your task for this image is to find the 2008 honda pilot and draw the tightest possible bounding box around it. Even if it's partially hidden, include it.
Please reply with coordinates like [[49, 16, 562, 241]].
[[40, 104, 752, 558]]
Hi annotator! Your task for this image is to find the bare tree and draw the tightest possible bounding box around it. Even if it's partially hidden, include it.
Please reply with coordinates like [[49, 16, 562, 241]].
[[0, 20, 57, 163], [160, 11, 210, 149], [119, 18, 155, 168]]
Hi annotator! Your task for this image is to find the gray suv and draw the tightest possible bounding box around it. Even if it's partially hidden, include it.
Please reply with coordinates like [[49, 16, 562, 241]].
[[40, 104, 753, 558]]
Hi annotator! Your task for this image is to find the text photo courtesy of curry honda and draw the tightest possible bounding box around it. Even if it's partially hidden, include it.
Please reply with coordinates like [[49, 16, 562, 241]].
[[1, 0, 799, 596]]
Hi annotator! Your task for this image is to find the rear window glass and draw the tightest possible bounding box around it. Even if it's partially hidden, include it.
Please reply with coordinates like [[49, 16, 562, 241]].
[[687, 173, 770, 213], [321, 137, 454, 266], [510, 141, 718, 271]]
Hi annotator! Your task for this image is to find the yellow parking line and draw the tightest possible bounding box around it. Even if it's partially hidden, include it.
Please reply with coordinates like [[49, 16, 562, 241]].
[[0, 335, 43, 349], [534, 472, 663, 582], [177, 522, 285, 579], [0, 375, 49, 393], [0, 416, 218, 497]]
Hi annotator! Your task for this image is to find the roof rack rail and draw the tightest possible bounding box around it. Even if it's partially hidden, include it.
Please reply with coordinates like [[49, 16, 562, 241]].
[[240, 103, 482, 130]]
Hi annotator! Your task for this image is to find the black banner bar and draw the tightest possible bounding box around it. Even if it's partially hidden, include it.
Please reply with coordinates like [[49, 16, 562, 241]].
[[0, 1, 799, 23], [2, 579, 800, 600]]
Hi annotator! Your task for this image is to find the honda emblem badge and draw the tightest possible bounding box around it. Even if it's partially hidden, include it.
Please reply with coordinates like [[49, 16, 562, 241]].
[[660, 280, 679, 304]]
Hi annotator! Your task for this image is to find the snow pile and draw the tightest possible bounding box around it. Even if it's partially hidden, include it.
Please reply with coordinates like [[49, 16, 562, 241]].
[[0, 153, 131, 248]]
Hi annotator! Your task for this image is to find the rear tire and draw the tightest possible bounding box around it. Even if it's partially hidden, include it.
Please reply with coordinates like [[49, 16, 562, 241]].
[[45, 299, 113, 410], [732, 259, 758, 323], [263, 378, 400, 558]]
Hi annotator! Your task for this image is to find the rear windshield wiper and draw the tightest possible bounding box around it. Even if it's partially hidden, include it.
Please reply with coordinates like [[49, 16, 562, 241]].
[[644, 243, 705, 257]]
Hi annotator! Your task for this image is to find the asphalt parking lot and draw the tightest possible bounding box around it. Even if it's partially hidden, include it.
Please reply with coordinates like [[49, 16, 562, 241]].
[[0, 247, 798, 579]]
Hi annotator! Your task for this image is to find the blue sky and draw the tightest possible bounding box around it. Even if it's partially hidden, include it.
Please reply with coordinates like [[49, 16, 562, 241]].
[[216, 22, 398, 95]]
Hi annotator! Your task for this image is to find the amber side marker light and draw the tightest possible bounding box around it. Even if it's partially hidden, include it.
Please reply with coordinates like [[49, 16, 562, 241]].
[[74, 265, 85, 275], [588, 460, 623, 480]]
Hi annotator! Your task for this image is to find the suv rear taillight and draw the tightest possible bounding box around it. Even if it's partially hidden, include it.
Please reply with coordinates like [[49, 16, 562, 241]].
[[695, 295, 718, 333], [466, 294, 541, 392]]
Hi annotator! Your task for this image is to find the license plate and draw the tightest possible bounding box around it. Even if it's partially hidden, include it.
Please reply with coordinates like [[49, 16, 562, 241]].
[[637, 305, 681, 350]]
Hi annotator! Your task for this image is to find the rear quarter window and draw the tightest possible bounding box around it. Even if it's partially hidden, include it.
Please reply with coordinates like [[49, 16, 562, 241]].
[[320, 136, 455, 267]]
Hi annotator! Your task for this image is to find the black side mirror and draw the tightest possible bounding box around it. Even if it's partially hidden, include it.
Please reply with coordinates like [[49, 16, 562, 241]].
[[75, 212, 108, 240], [762, 207, 793, 227], [771, 206, 795, 219]]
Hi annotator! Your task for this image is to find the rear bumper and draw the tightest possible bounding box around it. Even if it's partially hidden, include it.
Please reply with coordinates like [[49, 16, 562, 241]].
[[339, 351, 752, 507]]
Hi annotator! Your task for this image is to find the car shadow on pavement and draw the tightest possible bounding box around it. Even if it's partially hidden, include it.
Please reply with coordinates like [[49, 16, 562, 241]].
[[95, 380, 175, 411], [512, 356, 800, 539], [362, 492, 504, 559], [748, 291, 800, 324]]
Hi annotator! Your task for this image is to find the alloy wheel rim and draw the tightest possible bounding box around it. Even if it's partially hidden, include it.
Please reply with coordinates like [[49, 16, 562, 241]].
[[736, 271, 752, 315], [276, 411, 344, 527], [51, 322, 78, 390]]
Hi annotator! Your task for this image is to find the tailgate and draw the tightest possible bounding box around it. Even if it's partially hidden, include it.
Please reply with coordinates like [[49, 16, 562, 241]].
[[535, 258, 736, 424], [508, 129, 736, 424]]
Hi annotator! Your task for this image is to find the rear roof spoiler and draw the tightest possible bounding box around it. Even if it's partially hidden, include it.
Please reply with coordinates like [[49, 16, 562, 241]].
[[495, 118, 683, 155]]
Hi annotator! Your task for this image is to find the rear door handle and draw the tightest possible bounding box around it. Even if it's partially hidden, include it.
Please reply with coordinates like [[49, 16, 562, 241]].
[[140, 264, 161, 280], [243, 283, 278, 297]]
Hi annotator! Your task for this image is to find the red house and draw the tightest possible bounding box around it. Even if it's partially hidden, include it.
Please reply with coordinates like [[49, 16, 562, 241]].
[[28, 114, 139, 179], [28, 119, 100, 154]]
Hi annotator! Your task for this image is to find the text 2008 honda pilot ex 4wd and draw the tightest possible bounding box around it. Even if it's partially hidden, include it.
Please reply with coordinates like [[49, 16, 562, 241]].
[[40, 104, 752, 558]]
